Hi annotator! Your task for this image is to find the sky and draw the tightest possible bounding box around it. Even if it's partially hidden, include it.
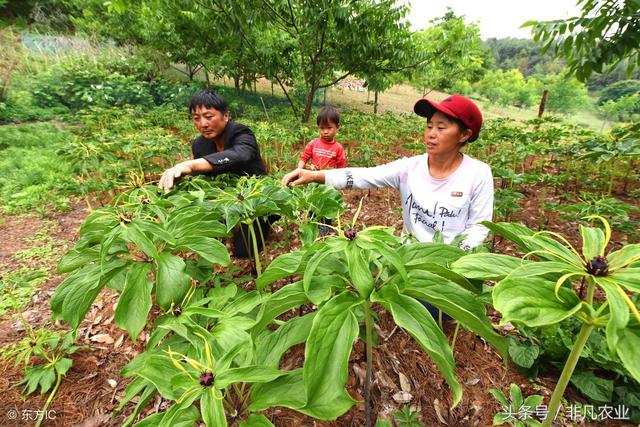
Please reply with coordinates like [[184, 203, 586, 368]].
[[406, 0, 583, 39]]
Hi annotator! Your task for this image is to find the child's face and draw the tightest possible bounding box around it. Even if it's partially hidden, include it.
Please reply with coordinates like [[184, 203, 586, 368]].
[[319, 120, 339, 143]]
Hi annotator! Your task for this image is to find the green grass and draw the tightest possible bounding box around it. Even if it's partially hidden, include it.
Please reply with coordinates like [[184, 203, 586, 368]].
[[0, 122, 78, 215], [0, 267, 48, 317]]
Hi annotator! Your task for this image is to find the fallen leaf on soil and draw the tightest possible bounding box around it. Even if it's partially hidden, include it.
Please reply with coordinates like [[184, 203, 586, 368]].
[[433, 398, 448, 425], [392, 391, 412, 403], [398, 372, 411, 393], [464, 377, 481, 386], [352, 363, 366, 386], [107, 379, 117, 388], [90, 333, 114, 344], [114, 334, 124, 349]]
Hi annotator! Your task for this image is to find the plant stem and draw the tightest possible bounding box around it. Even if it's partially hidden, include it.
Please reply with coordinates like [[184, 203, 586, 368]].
[[248, 222, 262, 277], [450, 322, 461, 350], [35, 371, 62, 427], [364, 300, 373, 427], [541, 322, 594, 427]]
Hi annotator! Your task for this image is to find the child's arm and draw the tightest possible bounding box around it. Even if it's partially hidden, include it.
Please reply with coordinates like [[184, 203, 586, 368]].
[[336, 143, 347, 168], [297, 159, 306, 169], [299, 141, 314, 169]]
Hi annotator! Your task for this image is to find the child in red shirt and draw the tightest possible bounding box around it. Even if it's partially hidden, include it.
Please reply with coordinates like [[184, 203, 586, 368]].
[[298, 106, 346, 170]]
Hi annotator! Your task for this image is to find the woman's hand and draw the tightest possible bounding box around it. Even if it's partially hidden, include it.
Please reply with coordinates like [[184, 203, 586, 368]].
[[281, 168, 325, 187]]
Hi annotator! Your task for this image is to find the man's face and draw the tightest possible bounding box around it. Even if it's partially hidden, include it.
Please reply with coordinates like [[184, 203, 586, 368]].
[[191, 105, 229, 141]]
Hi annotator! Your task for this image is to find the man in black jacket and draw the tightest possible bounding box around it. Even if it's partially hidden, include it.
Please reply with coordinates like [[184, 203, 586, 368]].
[[158, 90, 271, 258], [159, 90, 267, 190]]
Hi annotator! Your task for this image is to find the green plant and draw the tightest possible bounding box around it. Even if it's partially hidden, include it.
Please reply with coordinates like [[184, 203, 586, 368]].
[[453, 217, 640, 427], [393, 405, 423, 426], [252, 211, 507, 425], [0, 268, 48, 316], [490, 384, 543, 426], [1, 327, 79, 427]]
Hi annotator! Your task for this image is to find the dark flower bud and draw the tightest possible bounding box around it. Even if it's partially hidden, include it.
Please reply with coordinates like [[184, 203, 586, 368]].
[[586, 256, 608, 276], [237, 194, 245, 201], [344, 229, 357, 240], [199, 371, 214, 387], [172, 306, 182, 316]]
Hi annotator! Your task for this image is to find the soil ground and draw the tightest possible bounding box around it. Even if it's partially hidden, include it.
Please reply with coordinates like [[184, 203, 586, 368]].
[[0, 179, 637, 426]]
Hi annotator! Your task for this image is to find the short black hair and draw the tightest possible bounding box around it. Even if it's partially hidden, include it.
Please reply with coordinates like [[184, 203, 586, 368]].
[[317, 106, 340, 126], [189, 90, 228, 114]]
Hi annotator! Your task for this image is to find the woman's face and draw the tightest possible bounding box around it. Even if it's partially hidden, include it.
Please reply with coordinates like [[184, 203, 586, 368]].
[[424, 111, 471, 156]]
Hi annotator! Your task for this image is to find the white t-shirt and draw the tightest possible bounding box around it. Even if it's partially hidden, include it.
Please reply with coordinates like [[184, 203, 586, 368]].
[[325, 153, 494, 249]]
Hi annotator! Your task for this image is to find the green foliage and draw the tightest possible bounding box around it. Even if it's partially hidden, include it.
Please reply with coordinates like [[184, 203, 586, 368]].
[[525, 0, 640, 81], [484, 37, 564, 77], [474, 218, 640, 427], [393, 405, 423, 426], [598, 80, 640, 105], [475, 69, 539, 108], [409, 10, 490, 94], [0, 122, 77, 214], [489, 384, 543, 426], [0, 268, 48, 316]]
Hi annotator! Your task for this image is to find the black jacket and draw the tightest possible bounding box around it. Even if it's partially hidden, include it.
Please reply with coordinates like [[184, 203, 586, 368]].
[[192, 120, 267, 176]]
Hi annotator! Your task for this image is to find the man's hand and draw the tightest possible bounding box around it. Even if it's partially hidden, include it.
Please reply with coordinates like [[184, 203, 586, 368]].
[[281, 168, 325, 187], [158, 162, 194, 193]]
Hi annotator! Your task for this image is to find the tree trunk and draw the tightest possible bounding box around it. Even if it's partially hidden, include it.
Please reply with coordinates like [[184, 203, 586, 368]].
[[234, 77, 240, 94], [302, 86, 318, 123], [323, 87, 327, 105], [538, 89, 549, 118], [204, 67, 210, 87], [374, 91, 379, 114]]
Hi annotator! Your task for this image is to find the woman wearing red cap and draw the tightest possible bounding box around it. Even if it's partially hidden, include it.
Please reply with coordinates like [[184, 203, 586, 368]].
[[282, 95, 493, 250]]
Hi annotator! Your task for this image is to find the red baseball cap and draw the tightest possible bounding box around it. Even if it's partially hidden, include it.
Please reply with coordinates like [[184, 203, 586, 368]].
[[414, 95, 483, 142]]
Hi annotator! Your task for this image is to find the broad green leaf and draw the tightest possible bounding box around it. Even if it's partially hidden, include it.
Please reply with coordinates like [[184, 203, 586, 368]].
[[52, 264, 104, 328], [493, 277, 583, 327], [134, 354, 179, 400], [256, 251, 305, 290], [123, 222, 159, 259], [570, 370, 613, 402], [55, 358, 73, 376], [372, 285, 462, 407], [174, 236, 230, 266], [509, 383, 523, 409], [155, 251, 191, 311], [252, 281, 308, 335], [307, 274, 344, 305], [38, 367, 56, 394], [239, 414, 274, 427], [159, 387, 202, 427], [249, 369, 306, 411], [302, 291, 360, 419], [303, 240, 348, 293], [595, 278, 630, 354], [488, 387, 509, 407], [609, 268, 640, 292], [617, 327, 640, 383], [608, 244, 640, 270], [346, 242, 374, 297], [397, 242, 466, 267], [506, 261, 581, 279], [224, 290, 263, 316], [57, 247, 99, 274], [119, 381, 155, 427], [135, 219, 176, 246], [216, 367, 286, 389], [401, 270, 508, 360], [481, 221, 535, 251], [201, 387, 226, 427], [579, 224, 605, 260], [451, 253, 528, 281], [508, 340, 540, 369], [356, 237, 408, 283], [403, 261, 481, 294], [256, 313, 315, 368], [115, 263, 153, 341], [522, 234, 583, 267]]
